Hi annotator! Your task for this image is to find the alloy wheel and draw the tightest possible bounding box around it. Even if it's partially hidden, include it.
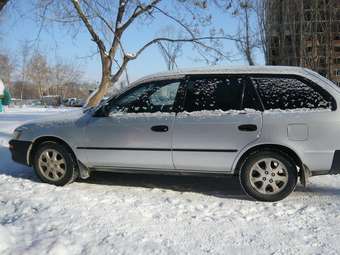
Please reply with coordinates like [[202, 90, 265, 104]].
[[249, 158, 289, 195], [38, 149, 66, 181]]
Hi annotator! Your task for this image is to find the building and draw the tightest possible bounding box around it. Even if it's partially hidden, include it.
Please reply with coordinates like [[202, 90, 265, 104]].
[[266, 0, 340, 85]]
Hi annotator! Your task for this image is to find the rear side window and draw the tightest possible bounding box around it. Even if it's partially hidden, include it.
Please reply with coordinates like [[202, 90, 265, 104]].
[[184, 76, 243, 112], [251, 76, 335, 110]]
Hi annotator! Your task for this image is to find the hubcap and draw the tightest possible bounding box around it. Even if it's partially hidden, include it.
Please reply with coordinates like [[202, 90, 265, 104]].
[[38, 149, 66, 181], [249, 158, 288, 195]]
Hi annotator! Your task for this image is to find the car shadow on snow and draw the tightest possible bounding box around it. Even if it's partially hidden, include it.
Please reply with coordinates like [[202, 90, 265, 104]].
[[81, 171, 251, 200], [84, 173, 340, 199], [294, 184, 340, 197]]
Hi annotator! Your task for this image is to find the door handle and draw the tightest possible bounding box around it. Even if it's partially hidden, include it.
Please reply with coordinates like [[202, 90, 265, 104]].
[[238, 124, 257, 132], [151, 125, 169, 132]]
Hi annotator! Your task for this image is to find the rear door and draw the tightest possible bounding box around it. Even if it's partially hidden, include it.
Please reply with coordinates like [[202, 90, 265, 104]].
[[172, 74, 263, 173]]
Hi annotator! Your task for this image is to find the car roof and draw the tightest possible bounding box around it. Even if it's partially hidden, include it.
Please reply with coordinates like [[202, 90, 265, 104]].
[[132, 66, 308, 85]]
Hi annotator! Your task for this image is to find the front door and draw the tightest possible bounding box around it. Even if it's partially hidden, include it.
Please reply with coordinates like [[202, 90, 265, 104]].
[[82, 79, 182, 170], [172, 75, 263, 172]]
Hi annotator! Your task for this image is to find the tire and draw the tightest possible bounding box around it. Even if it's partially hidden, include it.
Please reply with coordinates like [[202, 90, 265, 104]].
[[33, 142, 78, 186], [239, 151, 297, 202]]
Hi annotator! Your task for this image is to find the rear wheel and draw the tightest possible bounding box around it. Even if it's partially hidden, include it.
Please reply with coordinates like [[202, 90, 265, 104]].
[[33, 142, 78, 186], [239, 151, 297, 202]]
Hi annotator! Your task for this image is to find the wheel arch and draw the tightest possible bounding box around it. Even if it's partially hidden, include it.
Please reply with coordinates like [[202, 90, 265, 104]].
[[233, 144, 304, 175], [28, 136, 77, 166]]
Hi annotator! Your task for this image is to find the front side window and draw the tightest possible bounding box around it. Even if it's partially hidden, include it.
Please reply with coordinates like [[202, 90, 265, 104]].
[[251, 76, 334, 110], [184, 76, 243, 112], [149, 82, 179, 107], [110, 80, 180, 114]]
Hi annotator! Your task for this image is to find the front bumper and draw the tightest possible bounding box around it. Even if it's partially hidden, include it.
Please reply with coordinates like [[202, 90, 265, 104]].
[[9, 139, 31, 166]]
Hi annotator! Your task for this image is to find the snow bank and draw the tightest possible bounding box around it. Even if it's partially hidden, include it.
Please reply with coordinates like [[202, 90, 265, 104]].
[[6, 106, 73, 113], [0, 225, 14, 253]]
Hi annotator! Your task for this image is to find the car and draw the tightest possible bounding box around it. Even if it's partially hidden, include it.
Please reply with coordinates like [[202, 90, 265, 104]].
[[8, 66, 340, 201]]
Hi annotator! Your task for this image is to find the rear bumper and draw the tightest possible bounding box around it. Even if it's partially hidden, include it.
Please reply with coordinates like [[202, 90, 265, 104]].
[[9, 139, 31, 166]]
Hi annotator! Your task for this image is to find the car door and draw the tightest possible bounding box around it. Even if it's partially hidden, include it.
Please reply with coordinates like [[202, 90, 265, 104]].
[[172, 74, 263, 173], [81, 78, 183, 170]]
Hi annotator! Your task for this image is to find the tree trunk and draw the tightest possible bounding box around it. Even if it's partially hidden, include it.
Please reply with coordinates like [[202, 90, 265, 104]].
[[85, 56, 112, 107], [244, 4, 255, 66], [0, 0, 9, 12], [246, 52, 255, 65], [38, 83, 43, 99], [20, 84, 24, 100]]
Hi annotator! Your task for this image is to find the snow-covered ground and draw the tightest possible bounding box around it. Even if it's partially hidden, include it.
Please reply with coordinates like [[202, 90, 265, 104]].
[[1, 107, 340, 254]]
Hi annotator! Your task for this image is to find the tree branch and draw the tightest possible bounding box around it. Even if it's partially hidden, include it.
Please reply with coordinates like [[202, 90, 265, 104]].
[[119, 0, 161, 32], [108, 0, 127, 59], [70, 0, 106, 55], [108, 0, 161, 59], [153, 6, 240, 64], [111, 55, 130, 83], [153, 6, 195, 38], [83, 0, 115, 34], [133, 36, 241, 60], [114, 0, 126, 29]]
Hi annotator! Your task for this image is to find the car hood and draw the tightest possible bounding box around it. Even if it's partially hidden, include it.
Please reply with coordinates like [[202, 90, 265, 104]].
[[18, 109, 86, 130]]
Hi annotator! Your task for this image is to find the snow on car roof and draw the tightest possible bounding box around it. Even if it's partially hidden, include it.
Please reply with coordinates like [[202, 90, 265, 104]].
[[133, 66, 308, 85]]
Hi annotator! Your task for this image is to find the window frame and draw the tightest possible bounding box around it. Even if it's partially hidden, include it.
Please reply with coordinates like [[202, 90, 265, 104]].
[[248, 74, 337, 111], [243, 76, 265, 111]]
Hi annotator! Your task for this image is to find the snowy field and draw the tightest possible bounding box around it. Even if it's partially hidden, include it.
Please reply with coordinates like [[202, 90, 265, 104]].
[[1, 107, 340, 254]]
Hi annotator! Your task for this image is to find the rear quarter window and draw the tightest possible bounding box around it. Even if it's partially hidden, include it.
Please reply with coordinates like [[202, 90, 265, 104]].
[[251, 76, 336, 111]]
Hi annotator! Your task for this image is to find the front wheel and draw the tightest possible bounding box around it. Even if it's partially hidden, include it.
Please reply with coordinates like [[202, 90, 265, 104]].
[[33, 142, 78, 186], [239, 151, 297, 202]]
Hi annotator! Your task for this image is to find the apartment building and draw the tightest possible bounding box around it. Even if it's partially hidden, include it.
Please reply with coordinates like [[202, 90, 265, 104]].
[[266, 0, 340, 85]]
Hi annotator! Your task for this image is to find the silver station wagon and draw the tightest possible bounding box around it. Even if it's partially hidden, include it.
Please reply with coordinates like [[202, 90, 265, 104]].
[[9, 66, 340, 201]]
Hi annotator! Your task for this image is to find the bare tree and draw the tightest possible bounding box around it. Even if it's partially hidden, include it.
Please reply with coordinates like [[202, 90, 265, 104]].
[[0, 53, 13, 84], [157, 26, 183, 70], [254, 0, 268, 62], [51, 59, 82, 98], [18, 40, 31, 100], [233, 0, 258, 65], [36, 0, 235, 107], [26, 52, 50, 98]]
